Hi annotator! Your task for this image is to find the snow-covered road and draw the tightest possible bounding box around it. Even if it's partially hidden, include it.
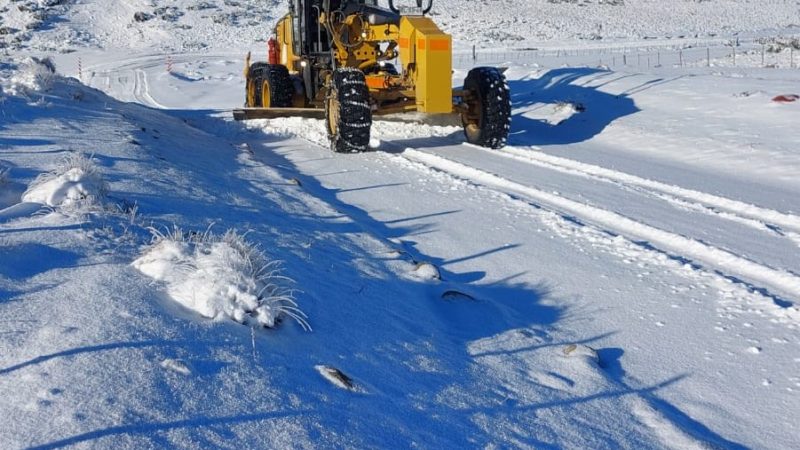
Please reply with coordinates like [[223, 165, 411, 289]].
[[3, 0, 800, 447], [249, 121, 800, 449]]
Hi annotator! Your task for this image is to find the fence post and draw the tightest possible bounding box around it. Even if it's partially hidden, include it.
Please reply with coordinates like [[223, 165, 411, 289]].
[[707, 47, 711, 67], [792, 48, 795, 69], [762, 45, 765, 67], [167, 55, 173, 73], [623, 54, 627, 66], [472, 45, 476, 62], [679, 50, 683, 67], [77, 57, 82, 82], [733, 45, 736, 66], [657, 52, 661, 66]]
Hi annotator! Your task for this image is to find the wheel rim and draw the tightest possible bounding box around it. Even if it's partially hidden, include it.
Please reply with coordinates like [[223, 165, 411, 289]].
[[261, 80, 271, 108], [462, 92, 483, 141], [246, 80, 257, 107], [327, 90, 340, 137]]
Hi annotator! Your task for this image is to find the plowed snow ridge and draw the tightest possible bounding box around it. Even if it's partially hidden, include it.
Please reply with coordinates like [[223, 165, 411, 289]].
[[489, 144, 800, 238], [401, 148, 800, 317]]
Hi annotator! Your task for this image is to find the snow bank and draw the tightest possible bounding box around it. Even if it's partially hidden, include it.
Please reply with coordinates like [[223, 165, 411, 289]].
[[133, 227, 308, 330], [21, 153, 107, 208]]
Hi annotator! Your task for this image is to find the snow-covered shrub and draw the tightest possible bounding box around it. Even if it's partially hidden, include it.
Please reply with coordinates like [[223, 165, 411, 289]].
[[133, 227, 308, 330], [8, 56, 57, 96], [758, 36, 800, 53], [22, 152, 107, 208]]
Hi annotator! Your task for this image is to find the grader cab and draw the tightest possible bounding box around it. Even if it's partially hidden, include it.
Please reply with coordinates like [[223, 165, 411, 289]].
[[233, 0, 511, 152]]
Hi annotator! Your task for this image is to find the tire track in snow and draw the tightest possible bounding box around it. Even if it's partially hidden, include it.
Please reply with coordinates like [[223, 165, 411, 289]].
[[250, 118, 799, 321], [80, 52, 237, 109], [478, 143, 800, 245], [133, 69, 165, 109], [82, 52, 236, 74], [398, 148, 800, 322]]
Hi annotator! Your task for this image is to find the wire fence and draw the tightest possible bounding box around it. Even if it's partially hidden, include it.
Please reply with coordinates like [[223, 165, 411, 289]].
[[453, 39, 799, 71]]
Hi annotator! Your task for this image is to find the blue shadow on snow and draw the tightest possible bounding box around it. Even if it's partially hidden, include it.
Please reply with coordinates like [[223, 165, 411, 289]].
[[507, 67, 640, 147]]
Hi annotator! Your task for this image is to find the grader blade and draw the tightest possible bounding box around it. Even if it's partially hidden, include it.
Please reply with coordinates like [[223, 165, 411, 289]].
[[232, 108, 326, 121]]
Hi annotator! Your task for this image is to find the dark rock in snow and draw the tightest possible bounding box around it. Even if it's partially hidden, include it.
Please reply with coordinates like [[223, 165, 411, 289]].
[[133, 12, 153, 22]]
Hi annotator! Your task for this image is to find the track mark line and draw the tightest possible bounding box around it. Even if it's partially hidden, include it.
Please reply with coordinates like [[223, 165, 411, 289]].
[[476, 144, 800, 241], [401, 148, 800, 312]]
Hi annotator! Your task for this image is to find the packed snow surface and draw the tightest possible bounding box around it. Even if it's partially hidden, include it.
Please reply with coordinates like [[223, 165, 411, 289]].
[[2, 0, 800, 449]]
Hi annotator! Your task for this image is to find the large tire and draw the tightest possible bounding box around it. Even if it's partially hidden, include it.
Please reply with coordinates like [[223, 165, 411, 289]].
[[247, 63, 293, 108], [325, 68, 372, 153], [245, 62, 269, 107], [461, 67, 511, 149]]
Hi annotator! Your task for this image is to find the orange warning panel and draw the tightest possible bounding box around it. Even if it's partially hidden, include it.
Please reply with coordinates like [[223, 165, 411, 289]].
[[417, 39, 449, 52], [429, 39, 450, 52], [365, 75, 389, 89]]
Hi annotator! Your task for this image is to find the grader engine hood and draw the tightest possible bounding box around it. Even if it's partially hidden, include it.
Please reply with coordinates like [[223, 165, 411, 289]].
[[399, 16, 452, 114]]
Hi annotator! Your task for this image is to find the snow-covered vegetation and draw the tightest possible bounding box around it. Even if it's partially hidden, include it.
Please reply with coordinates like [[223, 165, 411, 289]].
[[22, 152, 106, 208], [134, 227, 307, 330], [2, 0, 799, 53], [6, 56, 57, 96]]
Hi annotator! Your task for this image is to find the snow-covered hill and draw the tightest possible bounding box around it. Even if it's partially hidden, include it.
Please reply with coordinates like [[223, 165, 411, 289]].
[[2, 0, 800, 449], [3, 0, 800, 54]]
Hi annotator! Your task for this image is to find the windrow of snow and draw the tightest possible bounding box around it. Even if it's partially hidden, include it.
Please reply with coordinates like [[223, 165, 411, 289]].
[[401, 148, 800, 321], [496, 145, 800, 236], [133, 227, 308, 330]]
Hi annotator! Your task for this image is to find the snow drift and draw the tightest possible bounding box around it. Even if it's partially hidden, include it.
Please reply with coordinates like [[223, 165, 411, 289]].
[[133, 227, 308, 330]]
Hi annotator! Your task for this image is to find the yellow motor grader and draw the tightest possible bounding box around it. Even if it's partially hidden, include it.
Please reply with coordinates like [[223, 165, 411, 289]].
[[233, 0, 511, 152]]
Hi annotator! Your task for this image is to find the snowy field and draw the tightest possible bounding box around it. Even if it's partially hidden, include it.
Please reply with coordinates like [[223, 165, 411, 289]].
[[2, 0, 800, 449]]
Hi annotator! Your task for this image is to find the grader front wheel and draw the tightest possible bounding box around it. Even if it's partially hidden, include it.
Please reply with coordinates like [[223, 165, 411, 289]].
[[325, 68, 372, 153], [461, 67, 511, 149]]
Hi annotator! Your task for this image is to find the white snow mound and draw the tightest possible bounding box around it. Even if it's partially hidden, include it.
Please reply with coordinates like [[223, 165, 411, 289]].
[[133, 228, 308, 330], [21, 153, 107, 207], [7, 57, 57, 96]]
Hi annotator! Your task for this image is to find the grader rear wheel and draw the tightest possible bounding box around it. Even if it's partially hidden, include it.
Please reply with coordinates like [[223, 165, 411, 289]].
[[461, 67, 511, 149], [325, 68, 372, 153]]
